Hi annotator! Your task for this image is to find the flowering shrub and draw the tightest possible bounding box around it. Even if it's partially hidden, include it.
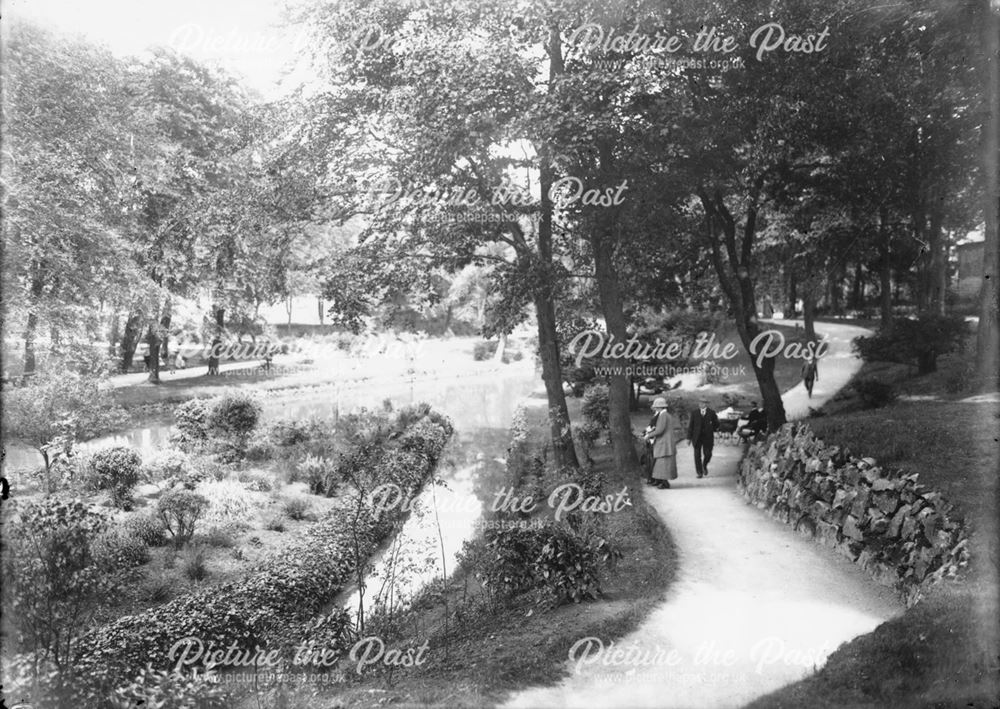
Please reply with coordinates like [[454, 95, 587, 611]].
[[88, 446, 142, 508]]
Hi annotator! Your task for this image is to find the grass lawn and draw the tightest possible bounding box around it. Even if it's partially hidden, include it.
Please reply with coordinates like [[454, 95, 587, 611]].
[[750, 340, 1000, 708]]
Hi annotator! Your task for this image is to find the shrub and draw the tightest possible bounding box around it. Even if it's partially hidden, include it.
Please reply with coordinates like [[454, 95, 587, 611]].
[[244, 440, 274, 461], [473, 340, 499, 361], [853, 314, 968, 374], [181, 545, 208, 582], [206, 393, 262, 439], [88, 446, 142, 508], [202, 526, 236, 548], [95, 526, 151, 570], [123, 512, 168, 547], [283, 497, 311, 521], [237, 469, 274, 492], [142, 448, 191, 482], [264, 514, 286, 532], [195, 479, 257, 527], [109, 668, 230, 709], [173, 399, 210, 446], [466, 522, 619, 607], [156, 490, 210, 547], [298, 454, 338, 496], [573, 420, 603, 461], [581, 383, 610, 429], [853, 378, 898, 409], [3, 498, 115, 671], [1, 369, 130, 483], [268, 418, 314, 447]]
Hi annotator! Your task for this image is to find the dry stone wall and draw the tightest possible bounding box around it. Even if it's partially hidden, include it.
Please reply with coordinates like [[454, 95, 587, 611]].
[[738, 423, 969, 607]]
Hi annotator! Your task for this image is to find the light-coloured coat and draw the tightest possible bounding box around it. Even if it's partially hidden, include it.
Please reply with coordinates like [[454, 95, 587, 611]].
[[650, 409, 677, 458]]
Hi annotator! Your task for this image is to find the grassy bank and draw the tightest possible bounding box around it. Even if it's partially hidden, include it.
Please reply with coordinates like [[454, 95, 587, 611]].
[[248, 394, 677, 708], [749, 341, 1000, 708]]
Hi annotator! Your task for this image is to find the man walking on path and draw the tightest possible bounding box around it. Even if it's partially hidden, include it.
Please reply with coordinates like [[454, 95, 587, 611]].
[[801, 354, 819, 398], [687, 397, 718, 478]]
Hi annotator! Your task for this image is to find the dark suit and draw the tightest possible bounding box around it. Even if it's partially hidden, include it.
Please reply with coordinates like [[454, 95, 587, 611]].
[[687, 407, 719, 477]]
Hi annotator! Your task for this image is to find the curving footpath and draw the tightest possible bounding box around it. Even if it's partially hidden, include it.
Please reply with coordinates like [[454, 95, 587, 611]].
[[504, 320, 900, 709]]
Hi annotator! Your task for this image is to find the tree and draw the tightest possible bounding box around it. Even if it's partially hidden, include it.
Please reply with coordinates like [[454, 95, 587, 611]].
[[2, 21, 150, 378], [1, 369, 129, 487], [977, 0, 1000, 385]]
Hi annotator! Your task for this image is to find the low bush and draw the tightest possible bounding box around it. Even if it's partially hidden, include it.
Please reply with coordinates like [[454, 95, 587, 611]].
[[268, 418, 315, 447], [95, 526, 151, 569], [195, 479, 257, 527], [264, 514, 286, 532], [573, 420, 603, 460], [463, 521, 620, 608], [853, 378, 898, 409], [581, 383, 610, 429], [109, 667, 230, 709], [123, 512, 167, 547], [142, 448, 191, 482], [283, 497, 311, 521], [473, 340, 499, 361], [298, 453, 338, 496], [180, 545, 208, 582], [237, 469, 274, 492], [853, 314, 968, 374], [172, 399, 210, 447], [201, 526, 236, 548], [206, 393, 262, 439], [155, 490, 209, 547], [88, 446, 142, 508]]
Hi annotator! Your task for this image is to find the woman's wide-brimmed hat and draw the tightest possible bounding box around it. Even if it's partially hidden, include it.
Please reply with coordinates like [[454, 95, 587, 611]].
[[651, 397, 668, 409]]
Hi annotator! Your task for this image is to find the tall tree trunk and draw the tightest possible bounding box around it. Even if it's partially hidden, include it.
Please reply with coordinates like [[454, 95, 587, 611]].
[[786, 271, 797, 319], [146, 323, 162, 384], [851, 261, 865, 310], [879, 210, 894, 331], [23, 311, 39, 379], [803, 289, 817, 341], [927, 209, 947, 315], [532, 290, 579, 470], [591, 216, 640, 474], [208, 306, 225, 375], [108, 313, 120, 358], [977, 0, 1000, 385], [527, 25, 578, 470], [317, 297, 324, 325], [698, 187, 787, 430], [120, 312, 142, 373], [22, 273, 45, 378]]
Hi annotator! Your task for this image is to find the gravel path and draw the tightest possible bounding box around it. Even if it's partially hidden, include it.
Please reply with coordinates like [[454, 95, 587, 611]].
[[504, 320, 901, 709]]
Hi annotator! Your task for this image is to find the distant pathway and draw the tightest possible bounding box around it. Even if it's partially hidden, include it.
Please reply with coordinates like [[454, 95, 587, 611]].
[[504, 320, 900, 709]]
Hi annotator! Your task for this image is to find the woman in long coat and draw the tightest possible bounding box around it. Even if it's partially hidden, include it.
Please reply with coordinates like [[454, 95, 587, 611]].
[[646, 397, 677, 489]]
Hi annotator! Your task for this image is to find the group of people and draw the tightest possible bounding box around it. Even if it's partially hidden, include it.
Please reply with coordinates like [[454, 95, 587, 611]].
[[642, 397, 767, 489]]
